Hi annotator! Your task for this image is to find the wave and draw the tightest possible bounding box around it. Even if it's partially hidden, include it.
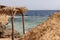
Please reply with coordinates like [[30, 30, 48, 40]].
[[9, 16, 21, 18]]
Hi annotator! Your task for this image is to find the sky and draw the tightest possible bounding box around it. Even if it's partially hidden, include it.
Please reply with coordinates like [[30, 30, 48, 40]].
[[0, 0, 60, 10]]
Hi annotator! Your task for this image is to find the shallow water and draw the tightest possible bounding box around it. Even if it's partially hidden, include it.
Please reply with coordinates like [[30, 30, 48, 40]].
[[7, 16, 48, 35]]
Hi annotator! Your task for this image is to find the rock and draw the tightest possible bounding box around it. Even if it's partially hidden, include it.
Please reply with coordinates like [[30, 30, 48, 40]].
[[0, 14, 8, 38], [2, 28, 21, 38], [19, 12, 60, 40], [0, 14, 9, 26], [0, 27, 20, 38], [0, 13, 21, 38], [0, 22, 6, 32]]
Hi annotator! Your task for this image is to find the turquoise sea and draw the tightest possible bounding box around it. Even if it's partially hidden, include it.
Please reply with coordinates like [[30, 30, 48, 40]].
[[6, 10, 58, 34], [7, 16, 48, 34]]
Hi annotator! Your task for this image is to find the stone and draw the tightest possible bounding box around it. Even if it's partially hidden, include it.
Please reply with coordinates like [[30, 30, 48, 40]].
[[0, 13, 20, 38], [0, 14, 8, 38], [2, 28, 21, 38]]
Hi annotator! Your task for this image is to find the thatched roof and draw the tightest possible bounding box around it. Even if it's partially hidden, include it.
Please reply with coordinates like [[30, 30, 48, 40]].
[[0, 5, 6, 8], [0, 5, 27, 27], [19, 12, 60, 40], [0, 5, 27, 15]]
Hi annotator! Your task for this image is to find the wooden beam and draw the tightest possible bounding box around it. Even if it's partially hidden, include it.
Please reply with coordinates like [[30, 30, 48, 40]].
[[22, 14, 25, 34], [11, 13, 14, 40]]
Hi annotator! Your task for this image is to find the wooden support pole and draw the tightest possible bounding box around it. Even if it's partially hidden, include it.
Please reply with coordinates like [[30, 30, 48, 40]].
[[22, 14, 25, 34], [11, 13, 14, 40]]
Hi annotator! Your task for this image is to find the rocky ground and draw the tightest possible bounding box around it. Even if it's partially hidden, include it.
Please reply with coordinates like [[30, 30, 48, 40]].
[[0, 14, 20, 38], [19, 12, 60, 40]]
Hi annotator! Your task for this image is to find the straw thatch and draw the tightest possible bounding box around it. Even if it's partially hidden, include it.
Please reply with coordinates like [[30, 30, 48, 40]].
[[15, 7, 27, 14], [0, 5, 6, 8], [0, 5, 27, 15]]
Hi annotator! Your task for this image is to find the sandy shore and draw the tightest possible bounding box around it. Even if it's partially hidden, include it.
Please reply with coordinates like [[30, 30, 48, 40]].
[[0, 38, 19, 40]]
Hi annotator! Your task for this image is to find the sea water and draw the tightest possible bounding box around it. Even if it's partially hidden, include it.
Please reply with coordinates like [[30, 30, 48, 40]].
[[6, 10, 57, 35], [7, 16, 48, 34]]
